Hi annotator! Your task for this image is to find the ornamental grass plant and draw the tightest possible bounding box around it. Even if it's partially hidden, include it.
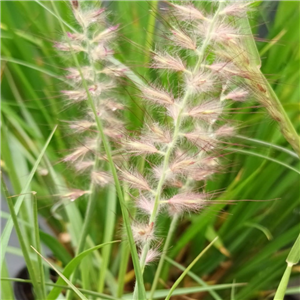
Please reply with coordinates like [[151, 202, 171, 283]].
[[1, 1, 299, 300]]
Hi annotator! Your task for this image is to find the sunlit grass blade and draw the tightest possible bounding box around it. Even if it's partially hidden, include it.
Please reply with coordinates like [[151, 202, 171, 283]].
[[1, 179, 43, 299], [1, 278, 122, 300], [31, 246, 88, 300], [273, 234, 300, 300], [236, 135, 299, 159], [46, 241, 120, 300], [226, 147, 300, 174], [0, 125, 57, 267], [165, 256, 223, 300], [165, 237, 219, 300], [32, 193, 46, 298]]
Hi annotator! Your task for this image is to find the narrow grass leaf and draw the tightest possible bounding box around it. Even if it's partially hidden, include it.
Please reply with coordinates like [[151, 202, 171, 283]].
[[165, 256, 223, 300], [0, 125, 57, 267], [165, 237, 219, 300], [226, 148, 300, 174], [39, 231, 72, 266], [31, 246, 88, 300], [1, 278, 122, 300], [46, 241, 120, 300]]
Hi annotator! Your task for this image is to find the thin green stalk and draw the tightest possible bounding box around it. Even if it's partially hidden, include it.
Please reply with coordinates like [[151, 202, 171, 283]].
[[235, 135, 299, 159], [98, 186, 117, 295], [149, 214, 179, 300], [31, 246, 89, 300], [1, 178, 44, 300], [273, 234, 300, 300], [226, 147, 300, 174], [33, 193, 46, 298], [117, 243, 130, 298], [165, 237, 218, 300], [145, 1, 158, 67], [165, 257, 223, 300], [117, 180, 131, 298]]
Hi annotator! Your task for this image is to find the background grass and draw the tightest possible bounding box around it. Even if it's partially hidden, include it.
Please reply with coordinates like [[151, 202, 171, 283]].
[[1, 1, 299, 300]]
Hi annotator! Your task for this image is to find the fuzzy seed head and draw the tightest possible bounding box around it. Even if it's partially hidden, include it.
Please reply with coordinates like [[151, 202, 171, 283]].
[[71, 0, 79, 10], [101, 67, 127, 78], [91, 43, 114, 61], [63, 139, 97, 163], [141, 86, 174, 106], [131, 222, 154, 245], [220, 3, 250, 17], [167, 193, 208, 215], [74, 160, 94, 173], [67, 32, 85, 42], [188, 100, 223, 124], [66, 67, 93, 83], [75, 8, 105, 28], [222, 88, 249, 102], [144, 248, 160, 265], [190, 168, 216, 181], [137, 196, 155, 215], [146, 123, 172, 144], [54, 42, 85, 53], [61, 85, 101, 103], [215, 125, 235, 137], [152, 52, 186, 72], [69, 120, 95, 133], [119, 170, 151, 191], [170, 3, 206, 21], [170, 155, 197, 174], [184, 127, 216, 149], [185, 70, 215, 94], [92, 171, 112, 187], [123, 139, 158, 155], [170, 28, 197, 50], [92, 24, 119, 43], [63, 189, 89, 202]]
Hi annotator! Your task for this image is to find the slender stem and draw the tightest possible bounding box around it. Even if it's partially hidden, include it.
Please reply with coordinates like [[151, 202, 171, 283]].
[[273, 264, 293, 300], [236, 135, 299, 159], [149, 214, 179, 300], [33, 193, 46, 298], [98, 186, 117, 294]]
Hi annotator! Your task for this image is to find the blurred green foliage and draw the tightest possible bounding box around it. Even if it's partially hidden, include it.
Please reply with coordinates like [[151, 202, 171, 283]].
[[1, 1, 299, 300]]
